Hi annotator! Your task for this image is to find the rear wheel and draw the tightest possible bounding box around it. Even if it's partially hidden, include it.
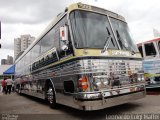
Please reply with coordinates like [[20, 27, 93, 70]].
[[47, 86, 56, 108]]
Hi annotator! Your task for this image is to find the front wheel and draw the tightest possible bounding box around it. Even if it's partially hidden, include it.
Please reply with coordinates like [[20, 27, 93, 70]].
[[17, 84, 22, 95], [47, 86, 57, 108]]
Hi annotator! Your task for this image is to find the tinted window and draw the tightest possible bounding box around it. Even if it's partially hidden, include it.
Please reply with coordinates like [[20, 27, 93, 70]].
[[54, 27, 60, 50], [158, 41, 160, 51], [41, 29, 55, 53], [70, 10, 118, 49], [138, 45, 143, 57], [31, 41, 41, 60], [54, 16, 67, 50], [26, 52, 31, 65], [144, 42, 156, 56], [110, 17, 138, 52], [41, 15, 67, 53]]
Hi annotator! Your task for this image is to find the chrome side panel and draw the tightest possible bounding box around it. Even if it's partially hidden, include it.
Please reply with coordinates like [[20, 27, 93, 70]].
[[19, 58, 145, 110]]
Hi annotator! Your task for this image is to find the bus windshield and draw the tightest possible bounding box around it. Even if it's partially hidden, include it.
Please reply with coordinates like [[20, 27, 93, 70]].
[[109, 17, 138, 52], [70, 10, 138, 52], [70, 10, 118, 49]]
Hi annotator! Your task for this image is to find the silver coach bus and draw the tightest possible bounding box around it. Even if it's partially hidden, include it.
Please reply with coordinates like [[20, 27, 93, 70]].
[[15, 3, 145, 111]]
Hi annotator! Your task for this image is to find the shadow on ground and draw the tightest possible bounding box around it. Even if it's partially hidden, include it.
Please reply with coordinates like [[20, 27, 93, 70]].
[[146, 88, 160, 95], [21, 93, 142, 120]]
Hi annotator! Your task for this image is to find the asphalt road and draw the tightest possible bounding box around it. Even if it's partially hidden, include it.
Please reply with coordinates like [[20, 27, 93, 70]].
[[0, 91, 160, 120]]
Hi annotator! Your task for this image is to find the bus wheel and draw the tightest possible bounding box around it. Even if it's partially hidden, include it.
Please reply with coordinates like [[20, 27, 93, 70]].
[[47, 86, 56, 108], [18, 87, 21, 95]]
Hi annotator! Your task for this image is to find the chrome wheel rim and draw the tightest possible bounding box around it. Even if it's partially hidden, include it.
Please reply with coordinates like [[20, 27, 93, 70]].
[[47, 87, 54, 104]]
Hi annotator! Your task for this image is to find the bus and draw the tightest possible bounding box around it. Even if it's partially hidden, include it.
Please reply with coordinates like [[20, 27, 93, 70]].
[[137, 38, 160, 89], [15, 3, 145, 111]]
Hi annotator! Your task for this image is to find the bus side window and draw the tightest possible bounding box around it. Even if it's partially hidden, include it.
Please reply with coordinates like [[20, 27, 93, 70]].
[[144, 42, 156, 56], [138, 45, 143, 57], [158, 41, 160, 51]]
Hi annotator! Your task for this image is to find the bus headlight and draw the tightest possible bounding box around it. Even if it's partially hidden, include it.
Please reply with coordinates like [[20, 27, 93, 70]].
[[103, 80, 110, 85], [141, 76, 145, 81], [93, 76, 110, 87], [95, 82, 101, 87], [138, 77, 141, 81], [137, 74, 145, 81]]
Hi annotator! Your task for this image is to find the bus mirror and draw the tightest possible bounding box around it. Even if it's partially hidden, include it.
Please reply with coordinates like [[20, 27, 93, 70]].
[[60, 26, 68, 42], [61, 44, 68, 51]]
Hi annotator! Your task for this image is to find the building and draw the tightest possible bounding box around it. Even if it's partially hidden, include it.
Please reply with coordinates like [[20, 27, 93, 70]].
[[7, 55, 13, 65], [14, 34, 35, 59], [1, 55, 13, 65], [14, 38, 21, 60], [1, 59, 7, 65]]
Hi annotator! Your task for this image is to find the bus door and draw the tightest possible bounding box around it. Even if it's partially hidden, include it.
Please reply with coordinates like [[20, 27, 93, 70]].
[[52, 16, 75, 104]]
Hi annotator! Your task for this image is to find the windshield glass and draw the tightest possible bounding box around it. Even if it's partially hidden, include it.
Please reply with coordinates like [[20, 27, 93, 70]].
[[144, 42, 157, 56], [70, 10, 118, 49], [109, 17, 138, 52]]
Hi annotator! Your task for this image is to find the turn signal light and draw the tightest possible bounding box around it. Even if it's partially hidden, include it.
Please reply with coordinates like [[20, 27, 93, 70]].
[[78, 76, 88, 90]]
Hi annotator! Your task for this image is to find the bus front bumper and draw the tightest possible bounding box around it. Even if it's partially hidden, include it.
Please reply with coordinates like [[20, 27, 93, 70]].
[[146, 83, 160, 89], [75, 85, 146, 111]]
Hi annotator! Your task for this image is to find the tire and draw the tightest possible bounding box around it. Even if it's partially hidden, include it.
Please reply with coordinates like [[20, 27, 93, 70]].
[[17, 88, 22, 96], [17, 84, 22, 95], [47, 86, 57, 108]]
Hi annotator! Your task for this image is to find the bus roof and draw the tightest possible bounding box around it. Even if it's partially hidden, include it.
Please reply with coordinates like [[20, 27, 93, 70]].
[[137, 37, 160, 46], [15, 2, 126, 64]]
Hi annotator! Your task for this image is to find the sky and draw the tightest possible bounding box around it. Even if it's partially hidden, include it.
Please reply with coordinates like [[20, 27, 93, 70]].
[[0, 0, 160, 62]]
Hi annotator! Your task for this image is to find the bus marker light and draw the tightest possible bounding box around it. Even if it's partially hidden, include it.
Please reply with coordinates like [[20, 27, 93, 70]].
[[78, 76, 88, 90]]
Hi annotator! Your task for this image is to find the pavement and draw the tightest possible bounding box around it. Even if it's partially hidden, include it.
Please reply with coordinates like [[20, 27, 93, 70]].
[[0, 91, 160, 120], [0, 92, 2, 96]]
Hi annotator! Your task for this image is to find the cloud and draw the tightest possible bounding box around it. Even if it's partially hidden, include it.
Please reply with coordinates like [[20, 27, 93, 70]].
[[0, 22, 48, 61], [0, 0, 66, 24], [0, 49, 14, 61], [0, 0, 90, 24]]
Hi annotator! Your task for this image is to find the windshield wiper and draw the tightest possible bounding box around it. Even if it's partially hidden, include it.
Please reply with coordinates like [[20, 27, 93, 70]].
[[116, 30, 136, 55], [101, 27, 112, 53], [101, 35, 112, 53]]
